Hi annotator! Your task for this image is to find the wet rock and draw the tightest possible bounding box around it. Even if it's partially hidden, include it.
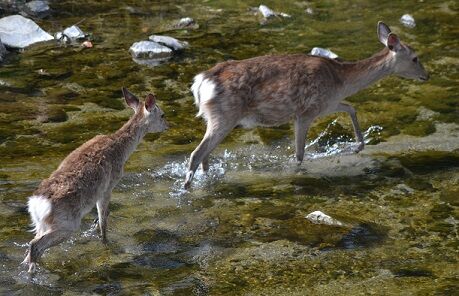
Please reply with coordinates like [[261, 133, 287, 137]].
[[148, 35, 188, 51], [305, 211, 343, 226], [259, 4, 276, 18], [258, 4, 291, 19], [390, 183, 415, 196], [400, 14, 416, 28], [310, 47, 338, 59], [129, 40, 172, 59], [55, 25, 86, 43], [0, 15, 53, 48], [174, 17, 198, 29], [23, 0, 50, 18]]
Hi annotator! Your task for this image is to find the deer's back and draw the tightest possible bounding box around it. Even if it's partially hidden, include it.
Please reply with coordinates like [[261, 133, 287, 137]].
[[200, 54, 344, 126], [34, 135, 121, 203]]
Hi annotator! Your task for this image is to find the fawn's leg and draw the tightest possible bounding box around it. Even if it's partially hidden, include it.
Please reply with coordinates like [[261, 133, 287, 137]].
[[185, 119, 236, 189], [25, 229, 72, 273], [294, 114, 314, 164], [96, 193, 111, 244], [336, 103, 364, 152]]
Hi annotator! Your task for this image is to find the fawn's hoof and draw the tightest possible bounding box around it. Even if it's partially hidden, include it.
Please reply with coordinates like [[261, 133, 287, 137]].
[[28, 262, 37, 274], [354, 143, 365, 153]]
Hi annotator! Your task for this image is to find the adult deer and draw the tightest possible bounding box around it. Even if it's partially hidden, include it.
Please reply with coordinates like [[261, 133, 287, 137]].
[[23, 88, 168, 273], [184, 21, 428, 188]]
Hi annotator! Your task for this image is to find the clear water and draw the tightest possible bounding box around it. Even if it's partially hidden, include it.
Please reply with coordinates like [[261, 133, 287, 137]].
[[0, 0, 458, 295]]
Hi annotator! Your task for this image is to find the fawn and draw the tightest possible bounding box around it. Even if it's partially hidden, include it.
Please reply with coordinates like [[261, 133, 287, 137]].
[[184, 21, 429, 188], [23, 88, 168, 273]]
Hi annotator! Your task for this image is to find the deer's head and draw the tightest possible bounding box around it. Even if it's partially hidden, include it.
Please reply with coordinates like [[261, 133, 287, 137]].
[[122, 87, 169, 133], [377, 21, 429, 82]]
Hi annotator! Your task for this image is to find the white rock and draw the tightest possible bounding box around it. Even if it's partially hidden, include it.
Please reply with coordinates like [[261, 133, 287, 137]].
[[0, 15, 54, 48], [129, 40, 172, 59], [310, 47, 339, 59], [149, 35, 188, 51], [259, 4, 276, 18], [305, 211, 343, 226], [279, 12, 291, 18], [176, 17, 195, 28], [400, 14, 416, 28], [62, 25, 86, 40]]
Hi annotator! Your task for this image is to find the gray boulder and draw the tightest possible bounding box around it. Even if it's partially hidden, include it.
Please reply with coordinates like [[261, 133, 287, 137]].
[[0, 15, 53, 48], [129, 40, 172, 59], [148, 35, 188, 51]]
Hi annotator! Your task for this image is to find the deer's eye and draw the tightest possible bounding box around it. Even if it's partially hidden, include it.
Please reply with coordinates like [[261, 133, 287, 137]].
[[161, 114, 165, 118], [412, 57, 418, 63]]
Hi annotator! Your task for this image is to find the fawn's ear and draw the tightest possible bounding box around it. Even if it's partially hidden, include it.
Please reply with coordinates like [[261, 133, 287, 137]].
[[386, 33, 402, 52], [377, 21, 391, 46], [145, 93, 156, 112], [122, 87, 139, 110]]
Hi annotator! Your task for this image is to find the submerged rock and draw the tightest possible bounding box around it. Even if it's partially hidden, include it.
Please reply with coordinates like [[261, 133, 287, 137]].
[[148, 35, 188, 51], [129, 40, 172, 60], [305, 211, 344, 226], [400, 14, 416, 28], [174, 17, 199, 29], [0, 15, 53, 48], [310, 47, 338, 59], [23, 0, 50, 17]]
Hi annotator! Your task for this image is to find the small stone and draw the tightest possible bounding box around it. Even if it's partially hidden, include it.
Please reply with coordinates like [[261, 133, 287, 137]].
[[0, 15, 54, 48], [175, 17, 196, 29], [400, 14, 416, 28], [129, 40, 172, 60], [62, 25, 86, 40], [305, 211, 343, 226], [305, 7, 314, 15], [81, 40, 92, 48], [279, 12, 291, 18], [259, 4, 276, 18], [148, 35, 188, 51], [310, 47, 339, 59]]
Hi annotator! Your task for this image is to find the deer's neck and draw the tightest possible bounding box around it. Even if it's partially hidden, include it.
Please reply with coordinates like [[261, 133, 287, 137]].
[[111, 111, 147, 162], [339, 47, 395, 97]]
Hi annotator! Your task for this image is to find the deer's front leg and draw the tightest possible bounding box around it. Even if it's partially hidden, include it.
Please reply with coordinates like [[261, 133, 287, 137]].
[[336, 102, 364, 152], [294, 114, 314, 164]]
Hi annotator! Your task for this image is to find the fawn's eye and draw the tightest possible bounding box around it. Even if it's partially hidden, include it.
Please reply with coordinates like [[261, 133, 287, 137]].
[[412, 57, 418, 63], [161, 114, 165, 118]]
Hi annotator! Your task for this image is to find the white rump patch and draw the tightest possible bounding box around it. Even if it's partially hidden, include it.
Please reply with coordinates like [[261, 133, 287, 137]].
[[28, 195, 52, 235], [190, 73, 216, 117]]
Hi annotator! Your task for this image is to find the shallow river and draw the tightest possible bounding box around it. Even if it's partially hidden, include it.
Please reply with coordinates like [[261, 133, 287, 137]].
[[0, 0, 458, 295]]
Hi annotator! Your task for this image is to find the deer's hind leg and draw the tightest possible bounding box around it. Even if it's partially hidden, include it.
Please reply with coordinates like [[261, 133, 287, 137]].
[[185, 105, 239, 189], [294, 113, 315, 164], [335, 103, 364, 152], [25, 228, 73, 273]]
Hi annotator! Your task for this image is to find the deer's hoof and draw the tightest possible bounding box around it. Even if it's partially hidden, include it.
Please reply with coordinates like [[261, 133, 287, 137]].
[[184, 171, 194, 189]]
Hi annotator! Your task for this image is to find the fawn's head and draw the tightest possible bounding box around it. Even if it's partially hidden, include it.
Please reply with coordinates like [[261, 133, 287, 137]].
[[122, 87, 169, 133], [377, 21, 429, 81]]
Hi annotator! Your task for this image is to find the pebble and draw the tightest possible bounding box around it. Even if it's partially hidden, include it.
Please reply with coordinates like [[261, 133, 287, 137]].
[[129, 40, 172, 59], [310, 47, 339, 59], [400, 14, 416, 28], [305, 211, 344, 226]]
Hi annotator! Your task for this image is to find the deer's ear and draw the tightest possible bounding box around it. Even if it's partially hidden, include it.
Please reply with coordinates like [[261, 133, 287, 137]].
[[377, 21, 391, 46], [386, 33, 401, 52], [145, 93, 156, 112], [122, 87, 139, 110]]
